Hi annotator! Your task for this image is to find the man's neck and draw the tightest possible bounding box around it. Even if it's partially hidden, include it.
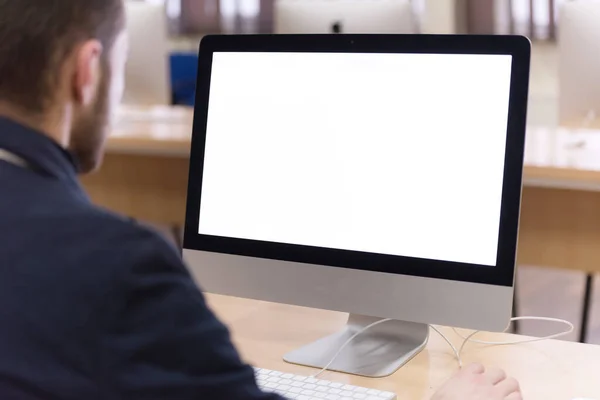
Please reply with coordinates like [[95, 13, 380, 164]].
[[0, 103, 69, 148]]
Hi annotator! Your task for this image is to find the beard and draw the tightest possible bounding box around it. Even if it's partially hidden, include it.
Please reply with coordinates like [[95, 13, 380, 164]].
[[69, 63, 111, 174]]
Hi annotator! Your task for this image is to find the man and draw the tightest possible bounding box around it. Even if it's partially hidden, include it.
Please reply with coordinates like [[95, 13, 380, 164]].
[[0, 1, 522, 399]]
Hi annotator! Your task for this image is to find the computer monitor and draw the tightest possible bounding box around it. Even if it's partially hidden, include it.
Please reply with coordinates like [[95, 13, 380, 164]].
[[123, 1, 171, 106], [184, 34, 530, 377], [559, 0, 600, 127], [274, 0, 415, 34]]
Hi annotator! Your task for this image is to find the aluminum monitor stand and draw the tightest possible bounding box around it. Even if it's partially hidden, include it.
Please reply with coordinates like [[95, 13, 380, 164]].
[[284, 315, 429, 378]]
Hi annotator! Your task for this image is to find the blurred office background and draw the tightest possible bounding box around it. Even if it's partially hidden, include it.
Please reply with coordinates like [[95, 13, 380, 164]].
[[136, 0, 567, 126], [146, 0, 565, 38], [113, 0, 600, 343]]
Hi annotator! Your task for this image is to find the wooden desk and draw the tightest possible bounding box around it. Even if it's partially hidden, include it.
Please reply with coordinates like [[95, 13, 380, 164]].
[[208, 293, 600, 400]]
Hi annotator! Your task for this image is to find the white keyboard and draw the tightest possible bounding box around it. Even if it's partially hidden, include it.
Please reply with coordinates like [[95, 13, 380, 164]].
[[254, 368, 397, 400]]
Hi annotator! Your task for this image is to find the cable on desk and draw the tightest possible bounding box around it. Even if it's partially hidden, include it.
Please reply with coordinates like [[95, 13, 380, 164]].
[[311, 318, 392, 378], [454, 316, 574, 346], [313, 316, 574, 377]]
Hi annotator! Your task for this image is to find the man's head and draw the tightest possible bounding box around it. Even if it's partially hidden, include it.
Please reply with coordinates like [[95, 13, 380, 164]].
[[0, 0, 127, 173]]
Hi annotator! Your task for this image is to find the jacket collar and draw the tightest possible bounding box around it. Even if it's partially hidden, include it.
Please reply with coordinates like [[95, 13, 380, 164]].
[[0, 117, 85, 193]]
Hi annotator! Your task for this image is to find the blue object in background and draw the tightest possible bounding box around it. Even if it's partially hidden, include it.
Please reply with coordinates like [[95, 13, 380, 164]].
[[170, 52, 199, 106]]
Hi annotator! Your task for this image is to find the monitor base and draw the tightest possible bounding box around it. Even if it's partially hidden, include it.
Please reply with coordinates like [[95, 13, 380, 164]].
[[283, 314, 429, 378]]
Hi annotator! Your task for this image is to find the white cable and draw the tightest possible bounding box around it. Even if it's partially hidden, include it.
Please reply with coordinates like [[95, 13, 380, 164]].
[[312, 316, 573, 378], [453, 316, 574, 346], [311, 318, 392, 378], [313, 321, 460, 378], [429, 325, 462, 367], [458, 330, 481, 365], [453, 316, 573, 369]]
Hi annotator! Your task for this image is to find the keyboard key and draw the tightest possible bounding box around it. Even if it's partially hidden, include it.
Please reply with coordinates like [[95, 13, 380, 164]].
[[282, 373, 294, 379], [329, 382, 344, 388], [269, 371, 283, 377]]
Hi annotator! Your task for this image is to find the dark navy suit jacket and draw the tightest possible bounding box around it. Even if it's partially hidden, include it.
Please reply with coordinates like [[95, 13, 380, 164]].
[[0, 117, 283, 400]]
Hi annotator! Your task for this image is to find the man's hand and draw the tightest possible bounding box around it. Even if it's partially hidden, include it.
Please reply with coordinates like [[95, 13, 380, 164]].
[[431, 363, 522, 400]]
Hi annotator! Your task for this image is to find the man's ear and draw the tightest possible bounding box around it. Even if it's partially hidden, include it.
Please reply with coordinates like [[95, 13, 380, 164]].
[[72, 40, 104, 107]]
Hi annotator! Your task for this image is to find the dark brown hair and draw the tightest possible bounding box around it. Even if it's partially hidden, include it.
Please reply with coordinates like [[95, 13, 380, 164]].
[[0, 0, 126, 114]]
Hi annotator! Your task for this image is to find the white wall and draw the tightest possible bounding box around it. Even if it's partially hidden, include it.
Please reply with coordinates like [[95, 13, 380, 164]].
[[421, 0, 461, 34], [528, 43, 559, 127]]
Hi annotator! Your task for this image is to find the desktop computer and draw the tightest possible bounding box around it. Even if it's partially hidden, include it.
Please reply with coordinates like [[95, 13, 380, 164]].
[[183, 34, 530, 380], [123, 1, 171, 106], [274, 0, 416, 34], [559, 0, 600, 126]]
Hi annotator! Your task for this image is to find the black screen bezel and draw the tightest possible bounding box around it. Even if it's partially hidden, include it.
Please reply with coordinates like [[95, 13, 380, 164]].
[[183, 34, 530, 287]]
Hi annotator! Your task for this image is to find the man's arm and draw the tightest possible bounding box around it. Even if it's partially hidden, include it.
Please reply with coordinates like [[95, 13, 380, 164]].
[[102, 230, 284, 400]]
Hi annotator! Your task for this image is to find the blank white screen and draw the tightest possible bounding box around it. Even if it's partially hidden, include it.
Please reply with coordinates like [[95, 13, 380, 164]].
[[199, 52, 512, 267]]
